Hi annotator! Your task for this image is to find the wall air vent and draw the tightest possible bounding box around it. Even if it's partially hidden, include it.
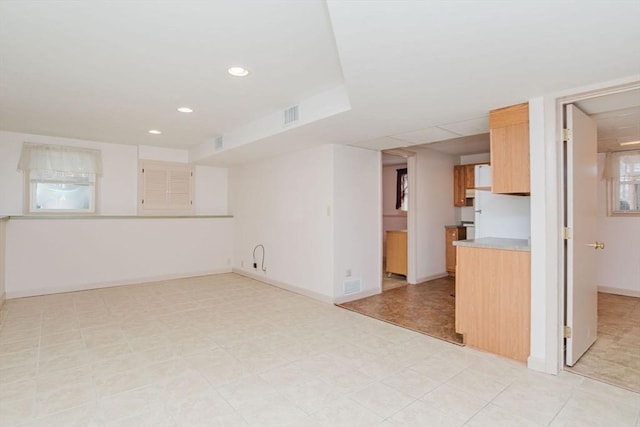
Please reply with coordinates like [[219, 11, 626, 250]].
[[343, 278, 361, 295], [284, 105, 299, 126], [214, 136, 224, 151]]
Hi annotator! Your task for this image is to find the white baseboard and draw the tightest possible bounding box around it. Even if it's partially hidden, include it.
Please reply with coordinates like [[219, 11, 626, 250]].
[[5, 268, 233, 299], [414, 272, 449, 284], [232, 268, 334, 304], [598, 286, 640, 298], [334, 288, 380, 305], [527, 355, 548, 373]]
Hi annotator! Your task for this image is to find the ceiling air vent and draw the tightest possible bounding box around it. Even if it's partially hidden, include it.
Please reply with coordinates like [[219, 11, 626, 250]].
[[284, 105, 299, 126], [214, 136, 224, 151]]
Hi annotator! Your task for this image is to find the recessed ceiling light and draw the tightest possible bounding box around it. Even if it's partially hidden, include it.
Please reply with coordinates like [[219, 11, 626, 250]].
[[228, 66, 249, 77], [177, 107, 193, 113], [620, 140, 640, 146], [148, 130, 162, 135]]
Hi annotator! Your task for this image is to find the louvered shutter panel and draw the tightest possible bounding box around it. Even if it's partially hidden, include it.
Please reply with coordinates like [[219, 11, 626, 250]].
[[143, 169, 169, 208], [138, 160, 194, 215], [168, 169, 191, 208]]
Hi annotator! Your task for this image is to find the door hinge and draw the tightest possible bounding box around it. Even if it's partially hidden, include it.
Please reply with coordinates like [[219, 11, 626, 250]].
[[563, 227, 572, 240], [563, 325, 572, 338], [141, 199, 144, 205], [562, 128, 572, 142], [142, 168, 145, 173]]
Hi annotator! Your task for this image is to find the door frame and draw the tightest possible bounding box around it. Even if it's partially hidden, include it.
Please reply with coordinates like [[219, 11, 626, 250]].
[[552, 80, 640, 373], [381, 148, 417, 285]]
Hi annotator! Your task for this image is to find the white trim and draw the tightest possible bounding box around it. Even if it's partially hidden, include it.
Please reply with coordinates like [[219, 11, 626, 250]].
[[5, 268, 232, 299], [548, 75, 640, 376], [334, 288, 380, 305], [415, 272, 449, 284], [598, 286, 640, 298], [527, 355, 547, 372], [406, 154, 418, 284], [232, 268, 335, 304]]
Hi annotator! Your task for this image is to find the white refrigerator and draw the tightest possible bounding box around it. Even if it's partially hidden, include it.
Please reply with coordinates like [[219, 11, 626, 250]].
[[474, 165, 531, 239]]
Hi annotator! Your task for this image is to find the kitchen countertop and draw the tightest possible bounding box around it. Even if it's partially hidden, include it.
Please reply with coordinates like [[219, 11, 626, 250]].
[[453, 237, 530, 252]]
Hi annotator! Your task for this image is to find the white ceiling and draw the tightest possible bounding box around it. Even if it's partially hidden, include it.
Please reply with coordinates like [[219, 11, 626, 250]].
[[1, 1, 639, 165]]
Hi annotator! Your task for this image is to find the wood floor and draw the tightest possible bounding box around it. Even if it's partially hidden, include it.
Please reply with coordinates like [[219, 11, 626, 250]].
[[337, 276, 463, 345], [566, 292, 640, 393]]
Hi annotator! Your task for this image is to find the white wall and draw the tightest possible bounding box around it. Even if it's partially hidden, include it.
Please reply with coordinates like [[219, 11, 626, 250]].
[[0, 131, 232, 299], [414, 147, 457, 282], [0, 131, 229, 215], [333, 145, 381, 301], [5, 217, 233, 298], [0, 131, 138, 215], [0, 218, 6, 305], [460, 153, 490, 165], [597, 154, 640, 296], [229, 144, 335, 301], [382, 164, 407, 252]]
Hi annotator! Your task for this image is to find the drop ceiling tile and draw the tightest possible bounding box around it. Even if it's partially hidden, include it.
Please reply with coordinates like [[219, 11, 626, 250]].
[[391, 127, 460, 144], [437, 116, 489, 136]]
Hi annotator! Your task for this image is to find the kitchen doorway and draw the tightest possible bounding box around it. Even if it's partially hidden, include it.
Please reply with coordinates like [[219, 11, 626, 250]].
[[560, 84, 640, 392], [381, 150, 414, 290]]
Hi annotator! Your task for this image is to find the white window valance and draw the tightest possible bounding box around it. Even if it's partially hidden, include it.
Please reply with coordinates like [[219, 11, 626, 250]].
[[603, 150, 640, 181], [17, 142, 103, 176]]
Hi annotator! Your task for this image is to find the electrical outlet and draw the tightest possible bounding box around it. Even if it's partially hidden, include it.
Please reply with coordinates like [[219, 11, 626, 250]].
[[241, 260, 244, 268], [253, 262, 257, 269]]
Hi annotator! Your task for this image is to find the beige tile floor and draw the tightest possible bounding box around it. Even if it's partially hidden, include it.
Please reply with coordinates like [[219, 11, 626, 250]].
[[0, 273, 638, 427], [566, 292, 640, 393]]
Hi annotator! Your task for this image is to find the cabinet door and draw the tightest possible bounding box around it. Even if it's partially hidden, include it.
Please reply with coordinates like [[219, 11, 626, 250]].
[[445, 229, 458, 273], [386, 231, 407, 275], [490, 103, 530, 194], [453, 166, 466, 206], [464, 164, 475, 189]]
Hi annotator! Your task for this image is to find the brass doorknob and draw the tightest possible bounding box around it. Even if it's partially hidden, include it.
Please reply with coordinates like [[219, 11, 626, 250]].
[[586, 241, 605, 250]]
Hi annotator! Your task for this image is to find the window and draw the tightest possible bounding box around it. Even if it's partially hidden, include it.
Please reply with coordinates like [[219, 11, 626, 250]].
[[17, 143, 102, 214], [605, 150, 640, 215], [395, 167, 408, 211], [138, 160, 194, 215]]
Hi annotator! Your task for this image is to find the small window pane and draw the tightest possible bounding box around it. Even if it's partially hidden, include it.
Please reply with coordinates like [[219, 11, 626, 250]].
[[615, 182, 639, 212], [33, 183, 92, 212]]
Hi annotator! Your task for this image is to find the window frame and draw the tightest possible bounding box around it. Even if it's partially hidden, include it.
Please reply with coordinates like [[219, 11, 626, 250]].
[[607, 150, 640, 217], [24, 171, 99, 215], [20, 141, 102, 216]]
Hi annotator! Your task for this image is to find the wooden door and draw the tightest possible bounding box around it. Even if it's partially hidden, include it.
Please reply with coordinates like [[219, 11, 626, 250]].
[[565, 104, 599, 366]]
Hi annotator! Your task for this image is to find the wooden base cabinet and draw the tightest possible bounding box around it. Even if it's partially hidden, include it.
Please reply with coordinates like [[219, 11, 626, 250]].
[[455, 246, 531, 362], [445, 226, 466, 277], [386, 230, 407, 276]]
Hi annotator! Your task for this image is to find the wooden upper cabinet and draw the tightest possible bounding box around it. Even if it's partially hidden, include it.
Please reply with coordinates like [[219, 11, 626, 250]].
[[490, 102, 530, 194], [453, 165, 473, 207], [464, 164, 475, 189]]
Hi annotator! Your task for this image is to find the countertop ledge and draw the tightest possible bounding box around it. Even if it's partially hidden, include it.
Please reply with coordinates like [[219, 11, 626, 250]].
[[453, 237, 530, 252], [6, 215, 232, 220]]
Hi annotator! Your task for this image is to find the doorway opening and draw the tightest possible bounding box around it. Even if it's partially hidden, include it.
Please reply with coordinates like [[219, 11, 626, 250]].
[[382, 151, 410, 291], [560, 84, 640, 393]]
